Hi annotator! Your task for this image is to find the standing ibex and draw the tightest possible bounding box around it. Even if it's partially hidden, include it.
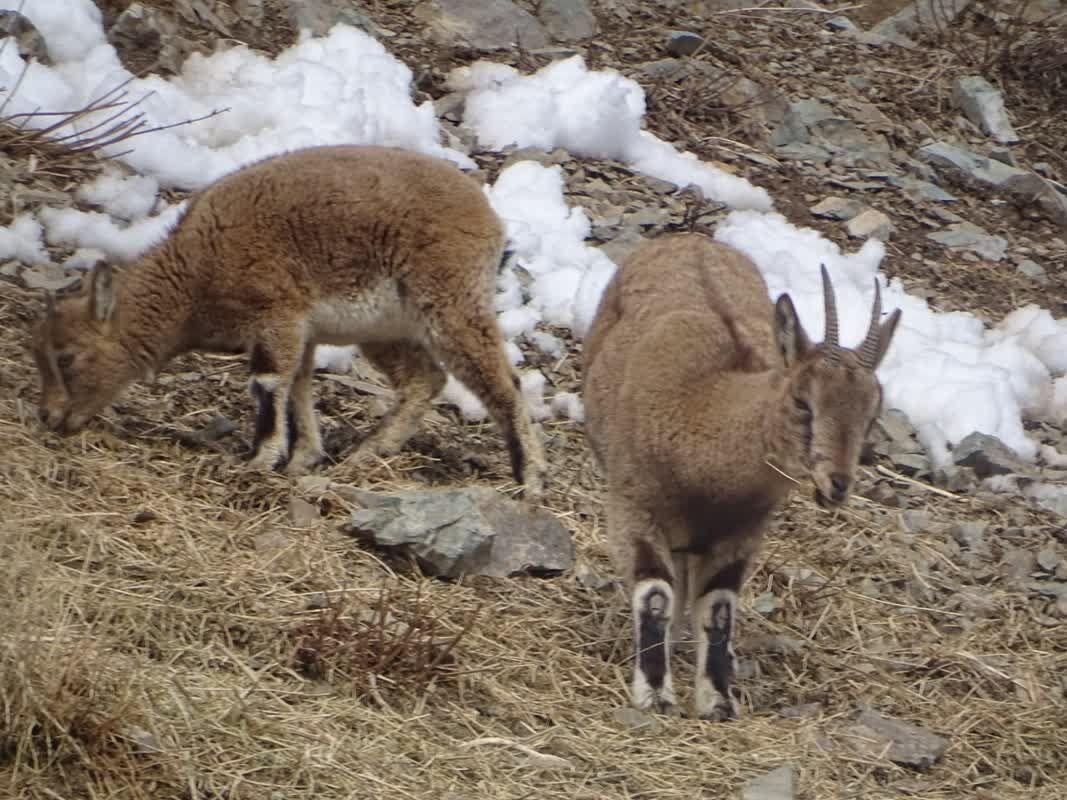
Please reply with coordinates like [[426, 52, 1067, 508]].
[[31, 145, 546, 500], [583, 233, 899, 719]]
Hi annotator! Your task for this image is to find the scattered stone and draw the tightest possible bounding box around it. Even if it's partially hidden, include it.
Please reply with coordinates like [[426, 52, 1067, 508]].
[[990, 147, 1017, 166], [847, 208, 893, 240], [898, 510, 933, 534], [666, 30, 703, 57], [598, 229, 644, 264], [753, 591, 780, 615], [952, 432, 1024, 477], [343, 487, 574, 579], [891, 452, 931, 476], [873, 0, 972, 44], [0, 9, 49, 63], [917, 141, 1067, 228], [1028, 580, 1067, 598], [810, 197, 864, 220], [1001, 547, 1036, 579], [742, 764, 794, 800], [538, 0, 596, 42], [826, 15, 858, 32], [1037, 547, 1061, 573], [889, 175, 957, 203], [284, 0, 380, 37], [949, 521, 988, 552], [18, 265, 80, 293], [863, 483, 902, 507], [107, 3, 195, 75], [927, 222, 1008, 262], [952, 76, 1018, 144], [1016, 259, 1048, 284], [288, 497, 320, 527], [848, 709, 948, 771], [612, 706, 662, 731], [415, 0, 549, 51], [122, 725, 164, 754], [574, 560, 614, 590], [779, 702, 822, 718]]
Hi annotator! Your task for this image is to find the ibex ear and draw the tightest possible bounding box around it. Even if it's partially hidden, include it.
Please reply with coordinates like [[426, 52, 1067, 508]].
[[867, 308, 902, 370], [44, 291, 56, 318], [774, 293, 810, 367], [88, 261, 115, 323]]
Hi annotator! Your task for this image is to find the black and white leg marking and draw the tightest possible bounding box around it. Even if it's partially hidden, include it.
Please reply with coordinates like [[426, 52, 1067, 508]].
[[630, 540, 676, 714], [248, 342, 296, 471], [694, 559, 745, 721]]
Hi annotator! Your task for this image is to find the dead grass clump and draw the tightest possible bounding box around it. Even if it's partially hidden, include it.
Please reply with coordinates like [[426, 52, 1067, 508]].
[[288, 582, 481, 698]]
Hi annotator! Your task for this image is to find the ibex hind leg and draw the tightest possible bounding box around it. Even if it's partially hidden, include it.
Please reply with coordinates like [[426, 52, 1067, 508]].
[[285, 343, 327, 475], [343, 341, 446, 465], [693, 557, 747, 721], [427, 313, 546, 502]]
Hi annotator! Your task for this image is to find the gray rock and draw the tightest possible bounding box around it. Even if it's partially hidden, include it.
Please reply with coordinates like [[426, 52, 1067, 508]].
[[666, 30, 704, 57], [771, 101, 889, 167], [1028, 580, 1067, 598], [19, 265, 79, 293], [899, 510, 933, 534], [990, 147, 1017, 166], [1016, 259, 1048, 284], [284, 0, 380, 37], [848, 709, 948, 771], [918, 141, 1067, 228], [873, 0, 972, 41], [952, 432, 1023, 477], [1037, 547, 1061, 573], [343, 487, 574, 578], [810, 196, 864, 221], [889, 175, 958, 203], [847, 208, 893, 240], [415, 0, 549, 51], [598, 229, 644, 264], [611, 706, 662, 730], [538, 0, 596, 41], [288, 497, 320, 527], [917, 141, 1025, 186], [826, 15, 858, 32], [779, 702, 822, 718], [742, 765, 794, 800], [952, 76, 1018, 144], [949, 521, 988, 552], [0, 9, 49, 63], [892, 452, 931, 475], [927, 222, 1008, 262]]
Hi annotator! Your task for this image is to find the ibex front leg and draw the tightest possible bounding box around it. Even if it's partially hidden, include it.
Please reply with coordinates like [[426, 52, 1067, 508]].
[[692, 557, 747, 721], [247, 324, 306, 471]]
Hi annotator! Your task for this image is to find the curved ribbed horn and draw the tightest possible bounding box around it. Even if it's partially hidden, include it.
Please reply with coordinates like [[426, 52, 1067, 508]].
[[820, 264, 839, 349], [859, 278, 884, 369]]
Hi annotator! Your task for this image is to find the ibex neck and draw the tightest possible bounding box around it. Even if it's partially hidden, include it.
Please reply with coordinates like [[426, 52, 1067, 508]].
[[115, 246, 197, 376]]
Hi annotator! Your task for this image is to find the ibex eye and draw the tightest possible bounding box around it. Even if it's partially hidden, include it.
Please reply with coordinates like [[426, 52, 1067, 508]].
[[793, 397, 811, 415], [57, 353, 74, 370]]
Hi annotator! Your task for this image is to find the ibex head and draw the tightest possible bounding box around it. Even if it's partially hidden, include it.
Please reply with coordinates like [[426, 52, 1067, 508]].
[[772, 265, 901, 508], [31, 262, 139, 435]]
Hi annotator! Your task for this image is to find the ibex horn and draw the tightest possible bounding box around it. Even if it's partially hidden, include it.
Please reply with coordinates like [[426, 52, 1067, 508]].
[[859, 278, 884, 369], [820, 264, 840, 358]]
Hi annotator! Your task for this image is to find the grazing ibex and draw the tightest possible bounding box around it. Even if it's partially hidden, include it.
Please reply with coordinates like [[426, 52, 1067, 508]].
[[31, 145, 546, 500], [583, 233, 899, 719]]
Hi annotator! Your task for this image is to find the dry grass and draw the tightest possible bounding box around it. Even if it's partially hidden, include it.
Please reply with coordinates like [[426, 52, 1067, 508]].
[[1, 6, 1066, 793], [2, 269, 1066, 799]]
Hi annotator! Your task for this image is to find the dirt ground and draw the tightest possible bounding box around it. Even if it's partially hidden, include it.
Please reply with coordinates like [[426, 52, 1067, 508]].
[[1, 2, 1066, 799]]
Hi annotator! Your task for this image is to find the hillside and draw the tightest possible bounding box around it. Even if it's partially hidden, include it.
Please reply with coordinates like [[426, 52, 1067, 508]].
[[1, 1, 1065, 798]]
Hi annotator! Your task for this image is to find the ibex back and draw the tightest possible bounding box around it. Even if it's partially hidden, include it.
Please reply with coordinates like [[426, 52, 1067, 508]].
[[31, 145, 546, 500], [583, 232, 899, 719]]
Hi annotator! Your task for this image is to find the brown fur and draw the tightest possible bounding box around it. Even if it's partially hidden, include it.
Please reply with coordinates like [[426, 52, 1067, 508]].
[[30, 145, 546, 499], [583, 232, 899, 719]]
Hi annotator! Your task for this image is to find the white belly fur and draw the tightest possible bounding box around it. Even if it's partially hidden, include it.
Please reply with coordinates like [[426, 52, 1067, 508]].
[[308, 282, 423, 346]]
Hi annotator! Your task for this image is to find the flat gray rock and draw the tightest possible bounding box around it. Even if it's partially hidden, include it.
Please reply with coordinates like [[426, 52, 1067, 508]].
[[416, 0, 549, 51], [344, 487, 573, 579], [952, 431, 1024, 477], [538, 0, 596, 42], [848, 709, 948, 771], [952, 75, 1018, 143], [742, 765, 794, 800], [927, 222, 1008, 262]]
